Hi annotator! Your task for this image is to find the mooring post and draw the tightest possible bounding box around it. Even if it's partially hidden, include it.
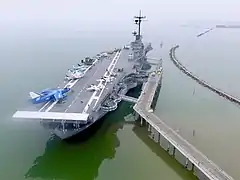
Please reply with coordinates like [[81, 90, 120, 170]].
[[151, 129, 155, 139], [148, 123, 151, 132], [134, 112, 139, 121], [167, 142, 170, 152], [191, 163, 195, 172], [172, 146, 176, 157], [158, 133, 160, 143], [145, 121, 148, 130], [185, 158, 189, 168], [140, 116, 143, 126]]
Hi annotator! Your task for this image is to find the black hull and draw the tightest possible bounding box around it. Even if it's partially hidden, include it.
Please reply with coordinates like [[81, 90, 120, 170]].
[[60, 114, 107, 142]]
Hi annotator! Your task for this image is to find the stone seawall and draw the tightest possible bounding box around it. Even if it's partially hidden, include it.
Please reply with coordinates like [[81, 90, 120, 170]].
[[170, 45, 240, 106]]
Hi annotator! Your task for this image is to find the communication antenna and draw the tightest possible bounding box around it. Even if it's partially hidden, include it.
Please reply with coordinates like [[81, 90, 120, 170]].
[[134, 10, 146, 40]]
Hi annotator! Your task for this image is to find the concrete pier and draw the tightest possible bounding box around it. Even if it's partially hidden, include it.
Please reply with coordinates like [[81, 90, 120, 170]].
[[133, 67, 234, 180], [170, 45, 240, 106], [119, 94, 138, 103]]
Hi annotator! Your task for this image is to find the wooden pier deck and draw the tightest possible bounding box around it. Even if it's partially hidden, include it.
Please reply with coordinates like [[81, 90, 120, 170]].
[[133, 68, 234, 180]]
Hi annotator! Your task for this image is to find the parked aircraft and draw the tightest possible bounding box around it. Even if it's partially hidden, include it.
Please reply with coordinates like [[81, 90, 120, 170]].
[[96, 76, 114, 83], [65, 70, 84, 81], [86, 84, 104, 92], [29, 87, 71, 104]]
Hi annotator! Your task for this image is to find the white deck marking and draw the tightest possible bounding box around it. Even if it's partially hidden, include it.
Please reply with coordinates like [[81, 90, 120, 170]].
[[64, 58, 105, 113], [93, 51, 121, 108], [42, 58, 99, 112], [82, 50, 122, 113]]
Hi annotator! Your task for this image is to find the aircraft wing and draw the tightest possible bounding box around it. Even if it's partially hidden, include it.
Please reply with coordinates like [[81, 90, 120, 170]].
[[86, 86, 95, 91], [53, 91, 63, 100], [41, 88, 56, 94]]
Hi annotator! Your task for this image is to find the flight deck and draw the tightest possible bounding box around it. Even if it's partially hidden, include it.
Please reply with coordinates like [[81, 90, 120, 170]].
[[12, 11, 153, 140], [15, 47, 136, 120]]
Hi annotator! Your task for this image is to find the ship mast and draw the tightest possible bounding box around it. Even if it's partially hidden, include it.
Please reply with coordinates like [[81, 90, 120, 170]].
[[134, 10, 146, 40]]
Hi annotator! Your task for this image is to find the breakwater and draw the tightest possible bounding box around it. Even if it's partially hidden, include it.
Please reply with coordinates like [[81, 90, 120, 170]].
[[197, 28, 214, 37], [170, 45, 240, 106], [216, 25, 240, 29]]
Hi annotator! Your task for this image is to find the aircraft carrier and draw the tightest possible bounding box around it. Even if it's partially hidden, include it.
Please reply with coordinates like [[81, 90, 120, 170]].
[[13, 12, 157, 140]]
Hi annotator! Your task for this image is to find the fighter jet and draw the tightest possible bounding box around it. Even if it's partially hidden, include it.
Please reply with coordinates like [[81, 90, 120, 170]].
[[65, 70, 84, 81], [96, 76, 114, 83], [29, 87, 71, 104], [72, 65, 88, 71], [86, 84, 104, 92], [100, 52, 108, 57]]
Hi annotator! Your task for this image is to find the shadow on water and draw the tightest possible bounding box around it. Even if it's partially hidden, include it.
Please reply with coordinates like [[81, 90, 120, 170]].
[[126, 84, 142, 98], [132, 123, 198, 180], [24, 101, 132, 180], [24, 86, 196, 180]]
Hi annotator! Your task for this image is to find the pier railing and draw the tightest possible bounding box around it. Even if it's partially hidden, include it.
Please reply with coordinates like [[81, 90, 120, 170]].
[[133, 69, 234, 180]]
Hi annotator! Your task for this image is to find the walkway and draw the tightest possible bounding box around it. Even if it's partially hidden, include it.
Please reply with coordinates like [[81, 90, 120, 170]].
[[119, 94, 138, 103], [133, 69, 234, 180]]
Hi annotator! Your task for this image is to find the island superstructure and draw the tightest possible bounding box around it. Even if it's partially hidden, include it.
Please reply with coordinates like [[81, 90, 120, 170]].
[[13, 11, 156, 140]]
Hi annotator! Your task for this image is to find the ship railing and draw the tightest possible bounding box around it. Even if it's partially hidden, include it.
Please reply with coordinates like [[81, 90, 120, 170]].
[[101, 104, 118, 112], [127, 82, 138, 89], [114, 97, 122, 103]]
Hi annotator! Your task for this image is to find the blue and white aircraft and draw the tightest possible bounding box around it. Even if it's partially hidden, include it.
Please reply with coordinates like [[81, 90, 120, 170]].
[[29, 87, 71, 104]]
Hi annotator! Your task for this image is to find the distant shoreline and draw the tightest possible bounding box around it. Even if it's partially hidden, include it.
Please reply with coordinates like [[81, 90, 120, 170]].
[[216, 25, 240, 28]]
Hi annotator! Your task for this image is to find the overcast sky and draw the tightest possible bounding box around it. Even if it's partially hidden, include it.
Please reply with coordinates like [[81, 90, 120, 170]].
[[0, 0, 240, 31]]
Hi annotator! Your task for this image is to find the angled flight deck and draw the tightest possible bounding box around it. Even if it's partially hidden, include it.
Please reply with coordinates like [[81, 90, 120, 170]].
[[49, 48, 136, 114], [12, 11, 153, 140], [14, 47, 137, 121]]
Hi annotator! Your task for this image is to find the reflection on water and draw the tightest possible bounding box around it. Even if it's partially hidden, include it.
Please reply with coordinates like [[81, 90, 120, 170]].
[[156, 28, 240, 178], [0, 28, 208, 180], [25, 121, 121, 180], [25, 133, 120, 180], [25, 100, 197, 180], [24, 86, 143, 180], [24, 102, 130, 180], [132, 123, 198, 180]]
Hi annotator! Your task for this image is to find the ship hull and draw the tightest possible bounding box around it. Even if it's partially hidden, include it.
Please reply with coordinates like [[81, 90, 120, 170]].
[[50, 84, 142, 140], [52, 111, 108, 140], [12, 12, 155, 142]]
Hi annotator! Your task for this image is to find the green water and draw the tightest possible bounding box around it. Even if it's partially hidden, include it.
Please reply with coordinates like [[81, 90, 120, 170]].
[[2, 9, 240, 179], [0, 30, 198, 179], [24, 103, 196, 180]]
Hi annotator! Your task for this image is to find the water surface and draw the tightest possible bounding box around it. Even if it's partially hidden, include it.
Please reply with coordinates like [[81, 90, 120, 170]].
[[0, 29, 196, 180]]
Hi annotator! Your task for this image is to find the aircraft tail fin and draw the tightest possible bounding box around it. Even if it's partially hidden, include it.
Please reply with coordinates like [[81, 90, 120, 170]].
[[29, 92, 40, 99]]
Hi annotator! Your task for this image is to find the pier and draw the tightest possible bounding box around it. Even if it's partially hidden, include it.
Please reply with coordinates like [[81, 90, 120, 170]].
[[119, 94, 138, 104], [170, 45, 240, 106], [133, 66, 234, 180]]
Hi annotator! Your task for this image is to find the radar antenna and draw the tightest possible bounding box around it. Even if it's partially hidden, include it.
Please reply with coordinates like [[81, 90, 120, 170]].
[[134, 10, 146, 40]]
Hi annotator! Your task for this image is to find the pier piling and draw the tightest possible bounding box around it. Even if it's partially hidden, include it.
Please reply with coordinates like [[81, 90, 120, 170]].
[[133, 66, 234, 180]]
